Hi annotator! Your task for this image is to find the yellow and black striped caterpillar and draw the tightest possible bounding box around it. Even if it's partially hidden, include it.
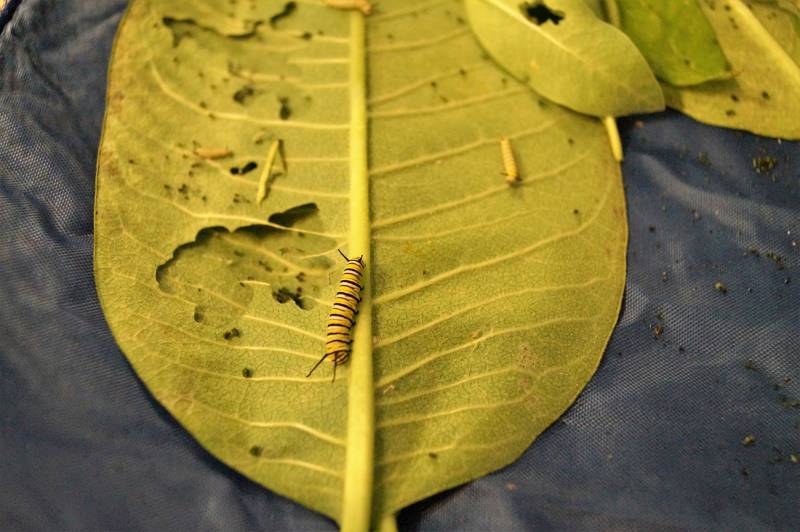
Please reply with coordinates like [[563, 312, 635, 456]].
[[500, 137, 521, 185], [306, 249, 365, 382]]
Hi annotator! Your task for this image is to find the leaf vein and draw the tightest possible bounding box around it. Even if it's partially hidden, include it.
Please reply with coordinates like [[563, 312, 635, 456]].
[[183, 397, 345, 446], [371, 149, 589, 230], [367, 28, 470, 53], [369, 122, 556, 177], [376, 317, 592, 386], [117, 179, 344, 238], [374, 274, 609, 348], [373, 175, 611, 303], [369, 0, 453, 22], [369, 88, 526, 119], [149, 62, 348, 130], [368, 62, 490, 106]]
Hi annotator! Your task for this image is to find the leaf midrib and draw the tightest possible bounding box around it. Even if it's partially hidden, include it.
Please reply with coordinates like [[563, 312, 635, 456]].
[[723, 0, 800, 87], [340, 11, 374, 532]]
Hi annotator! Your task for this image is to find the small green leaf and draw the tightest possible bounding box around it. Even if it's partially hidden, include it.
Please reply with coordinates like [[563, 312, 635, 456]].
[[664, 0, 800, 139], [95, 0, 627, 526], [464, 0, 665, 116], [615, 0, 732, 86]]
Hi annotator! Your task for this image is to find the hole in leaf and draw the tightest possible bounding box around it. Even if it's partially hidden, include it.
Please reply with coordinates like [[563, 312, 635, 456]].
[[163, 17, 195, 47], [270, 2, 297, 28], [233, 86, 255, 105], [520, 1, 565, 25], [278, 97, 292, 120], [162, 17, 260, 46], [268, 202, 318, 228], [156, 203, 334, 327]]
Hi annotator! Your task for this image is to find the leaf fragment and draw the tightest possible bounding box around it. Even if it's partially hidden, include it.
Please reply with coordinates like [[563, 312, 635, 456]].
[[256, 139, 287, 206]]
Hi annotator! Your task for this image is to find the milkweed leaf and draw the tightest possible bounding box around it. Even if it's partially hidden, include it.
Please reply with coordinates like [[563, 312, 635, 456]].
[[464, 0, 664, 116], [614, 0, 732, 86], [663, 0, 800, 139], [95, 0, 627, 526]]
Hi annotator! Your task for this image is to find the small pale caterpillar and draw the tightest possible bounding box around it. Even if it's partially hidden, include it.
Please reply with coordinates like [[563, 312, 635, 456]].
[[193, 147, 232, 160], [323, 0, 372, 15], [500, 137, 521, 185]]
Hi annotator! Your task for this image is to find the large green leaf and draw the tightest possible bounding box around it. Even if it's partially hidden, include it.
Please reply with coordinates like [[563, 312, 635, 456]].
[[463, 0, 664, 116], [615, 0, 732, 86], [663, 0, 800, 138], [95, 0, 627, 527]]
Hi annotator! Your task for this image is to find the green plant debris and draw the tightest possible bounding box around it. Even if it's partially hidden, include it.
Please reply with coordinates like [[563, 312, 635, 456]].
[[752, 155, 777, 174], [256, 139, 287, 206], [765, 250, 786, 270], [650, 323, 664, 339]]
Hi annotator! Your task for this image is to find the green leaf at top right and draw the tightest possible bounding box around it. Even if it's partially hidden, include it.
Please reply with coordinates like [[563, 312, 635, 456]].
[[615, 0, 732, 86], [661, 0, 800, 139]]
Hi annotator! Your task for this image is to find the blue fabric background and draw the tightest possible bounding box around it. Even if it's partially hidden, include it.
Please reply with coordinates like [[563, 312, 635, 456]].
[[1, 1, 798, 530]]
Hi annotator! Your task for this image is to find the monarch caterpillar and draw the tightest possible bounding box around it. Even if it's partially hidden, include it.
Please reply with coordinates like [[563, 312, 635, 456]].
[[306, 249, 366, 382], [500, 137, 520, 185]]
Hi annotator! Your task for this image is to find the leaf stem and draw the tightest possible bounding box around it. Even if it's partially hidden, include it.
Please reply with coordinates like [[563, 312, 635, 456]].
[[340, 11, 374, 532], [603, 0, 621, 27], [602, 116, 623, 162], [601, 0, 623, 162], [377, 514, 398, 532]]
